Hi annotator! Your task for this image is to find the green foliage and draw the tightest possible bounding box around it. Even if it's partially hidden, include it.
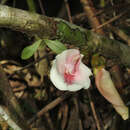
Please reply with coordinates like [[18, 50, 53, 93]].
[[44, 39, 67, 54], [100, 0, 105, 7], [9, 127, 14, 130], [21, 39, 42, 60], [21, 38, 66, 60], [91, 53, 105, 68], [57, 22, 86, 45], [26, 0, 36, 12]]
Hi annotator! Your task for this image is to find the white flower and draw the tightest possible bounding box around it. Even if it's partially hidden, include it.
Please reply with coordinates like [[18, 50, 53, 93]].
[[50, 49, 92, 91]]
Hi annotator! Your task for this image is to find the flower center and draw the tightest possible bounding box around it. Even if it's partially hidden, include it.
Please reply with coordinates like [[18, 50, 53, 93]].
[[64, 55, 80, 85], [64, 72, 75, 85]]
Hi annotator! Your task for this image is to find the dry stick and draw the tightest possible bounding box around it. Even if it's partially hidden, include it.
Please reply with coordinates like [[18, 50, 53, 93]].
[[72, 3, 127, 22], [92, 11, 127, 32], [44, 113, 54, 130], [108, 24, 130, 46], [8, 52, 53, 79], [80, 0, 104, 35], [64, 0, 73, 23], [28, 91, 73, 125], [73, 97, 83, 130], [87, 89, 101, 130], [38, 0, 45, 15], [94, 3, 130, 17], [0, 106, 22, 130], [73, 3, 130, 25], [61, 104, 68, 130]]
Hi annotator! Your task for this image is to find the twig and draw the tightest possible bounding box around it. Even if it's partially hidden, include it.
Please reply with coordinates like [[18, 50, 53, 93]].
[[0, 106, 22, 130], [61, 103, 68, 130], [64, 0, 73, 23], [87, 89, 101, 130], [80, 0, 104, 35], [72, 3, 130, 22], [95, 3, 130, 17], [73, 96, 83, 130], [108, 25, 130, 46], [44, 113, 54, 130], [92, 11, 127, 32], [38, 0, 45, 15], [28, 91, 73, 125]]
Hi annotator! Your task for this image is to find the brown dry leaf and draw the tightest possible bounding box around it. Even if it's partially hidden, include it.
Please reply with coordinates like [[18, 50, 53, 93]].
[[9, 80, 26, 98], [0, 61, 26, 98], [25, 73, 42, 87], [0, 60, 21, 74], [0, 60, 42, 87]]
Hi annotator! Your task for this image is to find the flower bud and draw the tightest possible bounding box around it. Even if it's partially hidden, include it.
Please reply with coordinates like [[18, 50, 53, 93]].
[[95, 68, 129, 120]]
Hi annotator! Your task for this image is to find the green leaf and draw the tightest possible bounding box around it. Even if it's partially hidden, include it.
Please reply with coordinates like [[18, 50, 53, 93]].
[[57, 22, 86, 46], [100, 0, 105, 7], [21, 39, 42, 60], [44, 39, 67, 54]]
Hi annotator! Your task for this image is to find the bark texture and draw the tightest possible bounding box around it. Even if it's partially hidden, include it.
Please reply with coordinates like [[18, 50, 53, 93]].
[[0, 5, 130, 67]]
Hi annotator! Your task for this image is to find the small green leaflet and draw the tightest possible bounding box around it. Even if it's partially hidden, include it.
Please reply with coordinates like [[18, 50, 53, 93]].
[[21, 39, 42, 60], [44, 39, 67, 54]]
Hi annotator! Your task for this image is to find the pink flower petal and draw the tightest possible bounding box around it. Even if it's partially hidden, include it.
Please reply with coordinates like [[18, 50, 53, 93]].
[[50, 49, 92, 91]]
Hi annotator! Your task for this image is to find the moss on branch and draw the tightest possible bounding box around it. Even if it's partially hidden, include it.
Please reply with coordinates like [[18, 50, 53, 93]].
[[0, 4, 130, 67]]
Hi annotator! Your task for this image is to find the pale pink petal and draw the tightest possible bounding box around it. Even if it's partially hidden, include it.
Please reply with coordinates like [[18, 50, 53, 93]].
[[95, 68, 129, 120], [56, 51, 66, 75], [50, 49, 92, 92], [50, 60, 84, 91], [67, 83, 84, 91], [96, 68, 124, 105], [56, 49, 80, 75], [50, 60, 68, 91], [74, 63, 92, 89]]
